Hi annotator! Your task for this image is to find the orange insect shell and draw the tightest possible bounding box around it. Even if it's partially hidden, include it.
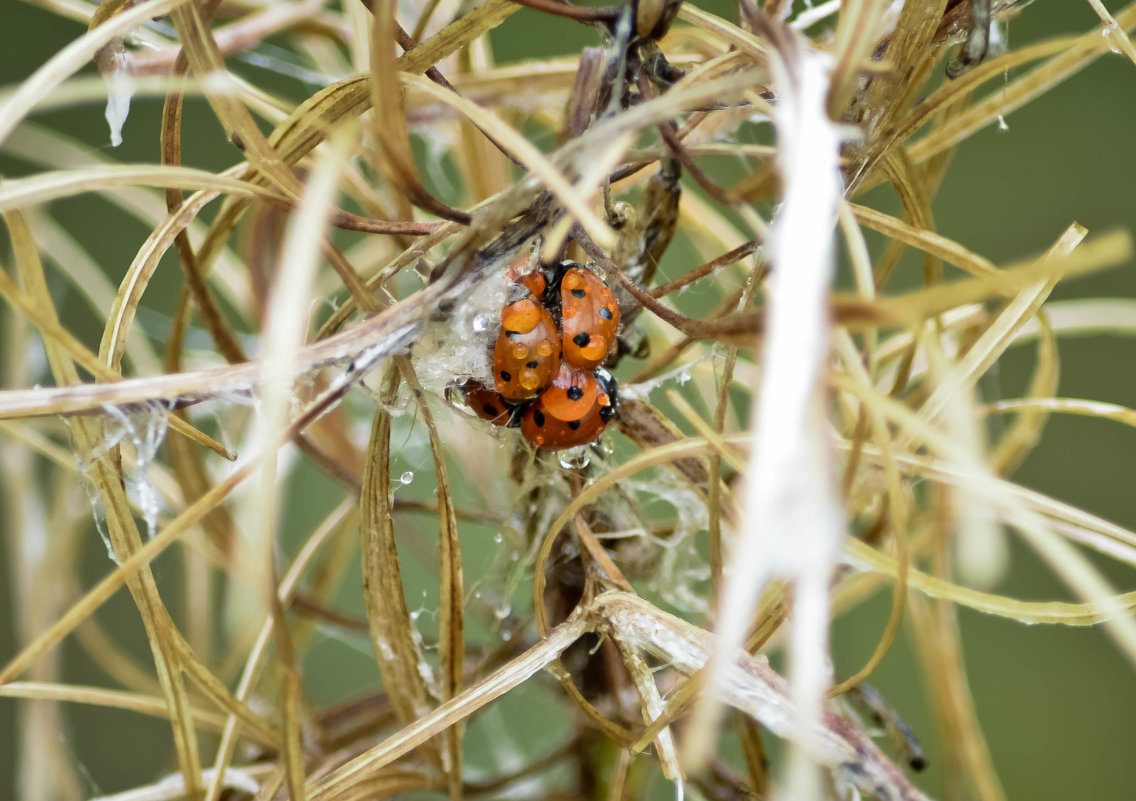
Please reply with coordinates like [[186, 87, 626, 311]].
[[540, 364, 601, 421], [493, 297, 561, 400], [461, 380, 519, 428], [560, 267, 621, 370], [520, 367, 618, 451]]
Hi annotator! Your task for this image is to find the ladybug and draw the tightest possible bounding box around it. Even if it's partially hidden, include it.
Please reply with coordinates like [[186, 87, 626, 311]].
[[521, 366, 619, 450], [461, 380, 526, 428], [548, 262, 621, 371], [493, 278, 561, 400]]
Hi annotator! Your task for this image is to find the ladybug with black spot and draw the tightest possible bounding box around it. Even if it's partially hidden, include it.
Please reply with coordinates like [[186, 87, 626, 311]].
[[521, 367, 619, 450], [492, 273, 561, 400], [544, 261, 622, 371], [461, 380, 527, 428]]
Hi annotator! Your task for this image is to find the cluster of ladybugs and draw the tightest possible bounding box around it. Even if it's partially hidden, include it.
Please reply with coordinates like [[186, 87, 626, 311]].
[[462, 260, 622, 451]]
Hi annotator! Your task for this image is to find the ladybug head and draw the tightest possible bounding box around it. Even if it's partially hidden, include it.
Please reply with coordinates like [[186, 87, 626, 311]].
[[594, 367, 619, 423]]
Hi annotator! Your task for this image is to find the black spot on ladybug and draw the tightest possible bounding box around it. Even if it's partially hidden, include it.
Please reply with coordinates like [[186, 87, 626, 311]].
[[567, 386, 584, 401], [599, 306, 614, 320], [505, 330, 520, 339], [483, 403, 500, 416], [533, 409, 545, 427], [571, 288, 587, 298], [568, 420, 581, 431], [573, 332, 591, 347], [500, 370, 512, 381], [526, 360, 539, 368], [600, 405, 615, 423]]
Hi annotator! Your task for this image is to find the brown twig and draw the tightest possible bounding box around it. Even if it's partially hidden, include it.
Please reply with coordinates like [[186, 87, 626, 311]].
[[650, 238, 764, 298], [505, 0, 621, 25]]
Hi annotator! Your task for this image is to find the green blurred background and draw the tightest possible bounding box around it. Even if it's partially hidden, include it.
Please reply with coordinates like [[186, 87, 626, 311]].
[[2, 1, 1136, 799]]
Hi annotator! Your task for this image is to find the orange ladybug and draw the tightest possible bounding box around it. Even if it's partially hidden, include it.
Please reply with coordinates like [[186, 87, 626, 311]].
[[551, 262, 621, 370], [493, 285, 561, 400], [461, 380, 526, 428], [521, 367, 618, 450]]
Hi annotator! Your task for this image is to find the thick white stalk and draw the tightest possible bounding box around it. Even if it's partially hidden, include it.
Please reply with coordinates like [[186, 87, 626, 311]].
[[696, 34, 847, 785]]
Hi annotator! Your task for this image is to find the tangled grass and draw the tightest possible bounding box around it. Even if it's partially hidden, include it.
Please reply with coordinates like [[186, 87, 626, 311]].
[[2, 0, 1136, 799]]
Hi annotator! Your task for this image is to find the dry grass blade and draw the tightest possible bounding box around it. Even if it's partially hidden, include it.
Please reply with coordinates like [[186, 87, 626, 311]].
[[838, 375, 1136, 659], [0, 681, 259, 741], [204, 500, 356, 801], [100, 188, 224, 372], [917, 224, 1087, 429], [849, 202, 998, 276], [398, 361, 465, 796], [359, 377, 436, 726], [169, 2, 303, 200], [910, 4, 1136, 163], [598, 593, 931, 801], [845, 229, 1132, 329], [369, 0, 464, 224], [0, 164, 273, 211], [843, 535, 1136, 625], [829, 331, 911, 698], [827, 0, 890, 115], [1086, 0, 1136, 67], [0, 0, 187, 146], [404, 73, 617, 248], [614, 639, 684, 783], [3, 208, 204, 791], [309, 615, 590, 801]]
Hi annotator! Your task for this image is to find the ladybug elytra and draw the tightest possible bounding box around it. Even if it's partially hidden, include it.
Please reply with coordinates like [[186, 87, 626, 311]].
[[492, 294, 561, 400], [551, 263, 622, 371], [521, 367, 618, 450]]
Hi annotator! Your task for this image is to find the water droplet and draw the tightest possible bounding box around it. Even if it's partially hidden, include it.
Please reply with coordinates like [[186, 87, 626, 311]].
[[559, 447, 591, 469], [400, 471, 414, 485], [997, 114, 1009, 131], [501, 629, 513, 641], [472, 315, 490, 333], [495, 603, 511, 620], [1102, 25, 1123, 55]]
